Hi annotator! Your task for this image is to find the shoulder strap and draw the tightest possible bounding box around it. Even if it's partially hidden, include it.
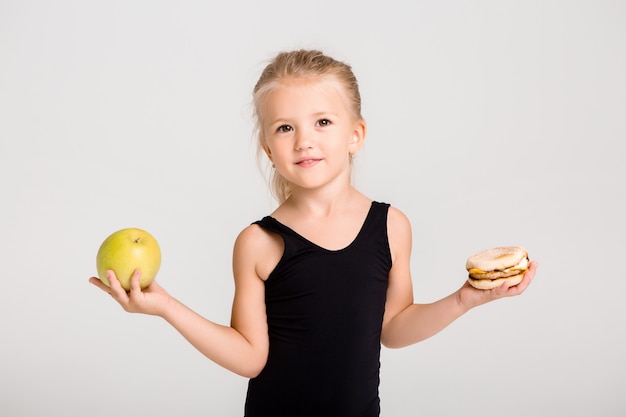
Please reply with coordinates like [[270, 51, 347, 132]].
[[253, 216, 285, 235], [363, 201, 390, 232]]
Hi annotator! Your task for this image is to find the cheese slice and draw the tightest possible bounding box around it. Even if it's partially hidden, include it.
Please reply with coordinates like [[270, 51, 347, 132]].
[[467, 257, 529, 280], [509, 257, 529, 271]]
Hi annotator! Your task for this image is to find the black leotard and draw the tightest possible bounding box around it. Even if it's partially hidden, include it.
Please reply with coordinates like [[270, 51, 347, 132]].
[[244, 202, 392, 417]]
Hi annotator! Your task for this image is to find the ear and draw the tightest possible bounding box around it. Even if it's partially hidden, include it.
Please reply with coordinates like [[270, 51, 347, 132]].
[[348, 119, 366, 155], [259, 135, 273, 162]]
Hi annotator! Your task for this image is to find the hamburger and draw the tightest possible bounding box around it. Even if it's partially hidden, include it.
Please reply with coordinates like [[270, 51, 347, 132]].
[[466, 246, 530, 290]]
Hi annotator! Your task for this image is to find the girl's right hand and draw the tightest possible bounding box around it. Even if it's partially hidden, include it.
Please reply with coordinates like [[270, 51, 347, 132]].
[[88, 269, 171, 316]]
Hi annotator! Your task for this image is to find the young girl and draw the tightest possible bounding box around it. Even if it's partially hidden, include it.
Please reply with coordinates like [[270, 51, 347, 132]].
[[89, 49, 537, 416]]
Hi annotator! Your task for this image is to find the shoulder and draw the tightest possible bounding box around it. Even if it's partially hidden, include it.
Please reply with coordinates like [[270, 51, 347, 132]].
[[234, 222, 273, 250], [386, 205, 412, 238], [233, 222, 283, 281], [386, 205, 412, 263]]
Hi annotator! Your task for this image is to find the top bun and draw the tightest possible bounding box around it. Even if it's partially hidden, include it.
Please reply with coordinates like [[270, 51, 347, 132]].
[[466, 246, 528, 271]]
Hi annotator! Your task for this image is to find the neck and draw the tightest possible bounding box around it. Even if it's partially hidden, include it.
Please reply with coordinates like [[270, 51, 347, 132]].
[[282, 186, 366, 218]]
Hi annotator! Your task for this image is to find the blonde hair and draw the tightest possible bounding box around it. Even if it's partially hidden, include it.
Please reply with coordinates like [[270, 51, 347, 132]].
[[252, 49, 363, 203]]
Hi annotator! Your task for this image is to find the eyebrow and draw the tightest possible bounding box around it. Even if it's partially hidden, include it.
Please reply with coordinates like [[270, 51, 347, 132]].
[[268, 111, 338, 125], [311, 111, 338, 119]]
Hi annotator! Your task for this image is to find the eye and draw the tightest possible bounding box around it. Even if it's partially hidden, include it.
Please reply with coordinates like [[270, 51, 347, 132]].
[[316, 119, 331, 127], [276, 124, 293, 133]]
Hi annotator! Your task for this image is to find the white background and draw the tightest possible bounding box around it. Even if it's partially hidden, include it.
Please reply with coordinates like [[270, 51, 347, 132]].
[[1, 1, 625, 416]]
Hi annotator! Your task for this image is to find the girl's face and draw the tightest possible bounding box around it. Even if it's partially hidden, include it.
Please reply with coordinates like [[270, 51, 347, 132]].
[[260, 76, 365, 195]]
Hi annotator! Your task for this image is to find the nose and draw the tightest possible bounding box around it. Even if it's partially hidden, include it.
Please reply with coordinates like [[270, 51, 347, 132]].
[[294, 129, 313, 151]]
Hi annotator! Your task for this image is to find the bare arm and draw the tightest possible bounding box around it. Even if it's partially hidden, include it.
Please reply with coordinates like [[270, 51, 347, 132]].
[[380, 207, 537, 348], [88, 224, 271, 378]]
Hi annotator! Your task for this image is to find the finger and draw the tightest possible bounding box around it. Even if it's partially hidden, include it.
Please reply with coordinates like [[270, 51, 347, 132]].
[[503, 265, 536, 296], [517, 263, 537, 290], [492, 281, 513, 297], [107, 270, 129, 297], [129, 269, 142, 294], [89, 277, 112, 293]]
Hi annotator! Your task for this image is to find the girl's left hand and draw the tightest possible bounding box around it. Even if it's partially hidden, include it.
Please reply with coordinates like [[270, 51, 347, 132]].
[[457, 261, 538, 311]]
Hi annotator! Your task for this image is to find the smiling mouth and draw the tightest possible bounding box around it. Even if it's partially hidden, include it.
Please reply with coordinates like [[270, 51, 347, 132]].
[[296, 158, 321, 167]]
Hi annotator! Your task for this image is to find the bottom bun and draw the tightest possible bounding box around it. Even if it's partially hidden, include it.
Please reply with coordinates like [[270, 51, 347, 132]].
[[467, 271, 525, 290]]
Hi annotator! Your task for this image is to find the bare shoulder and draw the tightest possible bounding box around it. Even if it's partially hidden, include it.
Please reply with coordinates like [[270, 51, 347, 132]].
[[233, 223, 283, 281], [387, 205, 411, 227], [386, 206, 412, 262], [387, 206, 412, 241]]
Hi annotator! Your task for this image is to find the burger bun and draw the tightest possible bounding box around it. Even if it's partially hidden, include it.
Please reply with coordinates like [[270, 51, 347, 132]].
[[466, 246, 529, 290], [467, 271, 525, 290]]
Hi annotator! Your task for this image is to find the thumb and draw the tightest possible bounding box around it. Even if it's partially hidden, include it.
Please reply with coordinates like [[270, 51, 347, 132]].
[[129, 269, 142, 293]]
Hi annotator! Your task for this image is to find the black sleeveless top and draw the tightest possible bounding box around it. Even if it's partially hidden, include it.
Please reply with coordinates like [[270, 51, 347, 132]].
[[244, 202, 392, 417]]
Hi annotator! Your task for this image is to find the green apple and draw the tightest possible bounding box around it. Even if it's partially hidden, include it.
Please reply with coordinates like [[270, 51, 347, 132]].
[[96, 228, 161, 291]]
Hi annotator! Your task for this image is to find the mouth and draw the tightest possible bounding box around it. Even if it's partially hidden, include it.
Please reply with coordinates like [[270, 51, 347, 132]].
[[295, 157, 322, 168]]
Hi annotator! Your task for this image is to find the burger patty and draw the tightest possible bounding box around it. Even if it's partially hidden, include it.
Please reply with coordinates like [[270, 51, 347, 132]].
[[468, 257, 529, 280]]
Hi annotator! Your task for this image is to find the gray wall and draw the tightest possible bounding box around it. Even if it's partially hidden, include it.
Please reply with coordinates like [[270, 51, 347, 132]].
[[1, 1, 624, 416]]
